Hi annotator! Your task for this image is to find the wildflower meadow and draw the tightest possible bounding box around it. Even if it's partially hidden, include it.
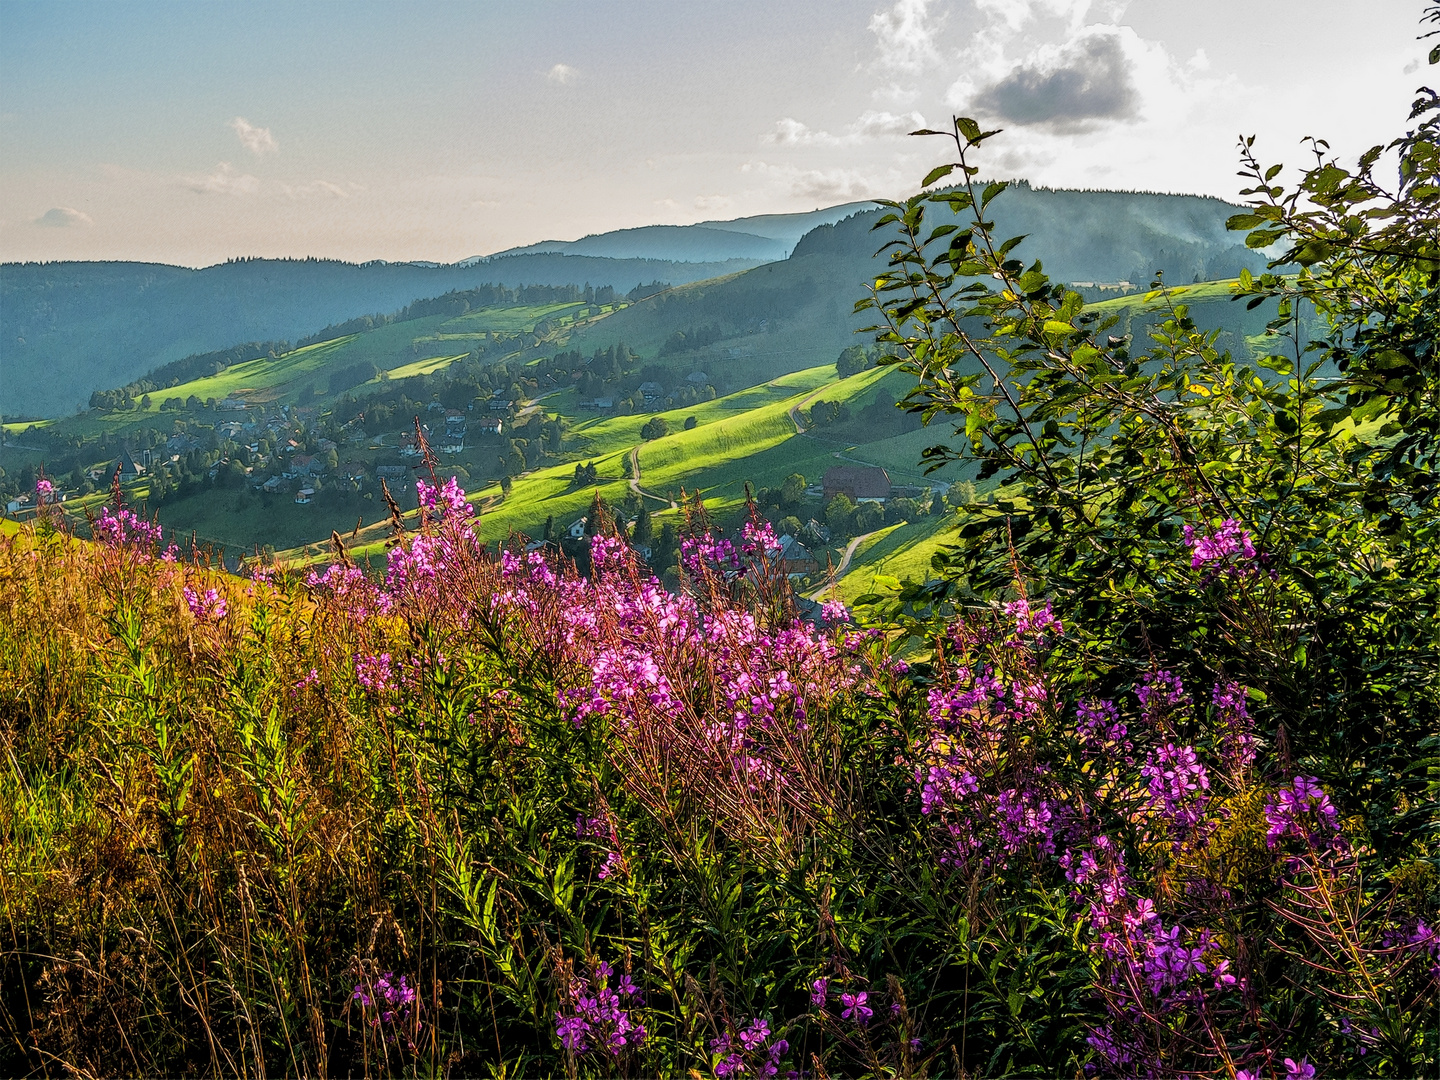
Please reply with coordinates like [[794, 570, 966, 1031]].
[[3, 72, 1440, 1080]]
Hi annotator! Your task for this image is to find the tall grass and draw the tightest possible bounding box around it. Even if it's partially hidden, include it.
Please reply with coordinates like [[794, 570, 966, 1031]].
[[1, 482, 1435, 1077]]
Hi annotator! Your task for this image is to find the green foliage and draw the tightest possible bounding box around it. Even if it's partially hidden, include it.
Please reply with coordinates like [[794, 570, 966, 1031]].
[[859, 103, 1440, 950]]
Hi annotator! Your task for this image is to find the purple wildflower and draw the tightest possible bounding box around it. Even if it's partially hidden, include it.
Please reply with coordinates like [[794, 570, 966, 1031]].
[[183, 585, 228, 622], [1183, 518, 1257, 571], [840, 990, 872, 1026], [810, 977, 828, 1006], [1265, 775, 1339, 848]]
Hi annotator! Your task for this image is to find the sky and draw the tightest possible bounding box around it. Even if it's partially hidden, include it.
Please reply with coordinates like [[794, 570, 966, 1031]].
[[0, 0, 1430, 267]]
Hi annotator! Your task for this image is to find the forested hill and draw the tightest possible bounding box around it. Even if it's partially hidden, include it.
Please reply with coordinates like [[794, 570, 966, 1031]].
[[0, 252, 758, 420], [548, 184, 1275, 391], [792, 182, 1267, 286]]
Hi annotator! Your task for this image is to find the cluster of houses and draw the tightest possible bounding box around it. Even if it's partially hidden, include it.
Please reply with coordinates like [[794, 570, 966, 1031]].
[[580, 372, 714, 412]]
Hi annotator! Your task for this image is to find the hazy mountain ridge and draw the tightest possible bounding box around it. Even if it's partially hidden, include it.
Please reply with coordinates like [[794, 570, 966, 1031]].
[[0, 253, 761, 419], [481, 226, 791, 264], [475, 203, 875, 265], [2, 187, 1266, 420]]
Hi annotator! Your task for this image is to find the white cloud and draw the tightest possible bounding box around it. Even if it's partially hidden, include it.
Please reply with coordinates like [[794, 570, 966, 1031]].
[[282, 179, 349, 199], [869, 0, 942, 74], [742, 161, 890, 202], [694, 194, 732, 211], [547, 63, 578, 84], [184, 162, 261, 196], [943, 1, 1204, 137], [763, 109, 924, 146], [766, 117, 826, 146], [229, 117, 277, 156], [852, 109, 926, 138], [34, 207, 93, 228]]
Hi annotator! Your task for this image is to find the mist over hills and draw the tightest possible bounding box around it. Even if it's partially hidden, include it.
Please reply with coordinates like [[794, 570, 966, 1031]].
[[791, 183, 1267, 286], [1, 186, 1266, 420]]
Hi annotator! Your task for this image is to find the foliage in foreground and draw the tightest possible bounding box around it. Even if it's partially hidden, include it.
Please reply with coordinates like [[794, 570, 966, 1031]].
[[1, 469, 1436, 1077]]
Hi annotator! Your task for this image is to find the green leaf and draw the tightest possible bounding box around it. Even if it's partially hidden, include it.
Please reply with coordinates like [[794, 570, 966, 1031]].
[[1226, 213, 1266, 231], [923, 163, 956, 187], [955, 117, 983, 142], [1245, 229, 1286, 249]]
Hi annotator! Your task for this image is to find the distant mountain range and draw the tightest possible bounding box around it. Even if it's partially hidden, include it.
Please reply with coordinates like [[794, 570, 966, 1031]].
[[0, 189, 1266, 420], [476, 204, 874, 264]]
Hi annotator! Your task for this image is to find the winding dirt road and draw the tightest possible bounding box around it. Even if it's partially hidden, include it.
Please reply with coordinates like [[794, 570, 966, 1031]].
[[786, 385, 836, 435], [628, 445, 676, 508], [808, 528, 882, 600]]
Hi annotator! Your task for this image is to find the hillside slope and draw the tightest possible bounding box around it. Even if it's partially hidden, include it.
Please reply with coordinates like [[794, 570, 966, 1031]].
[[0, 254, 758, 420]]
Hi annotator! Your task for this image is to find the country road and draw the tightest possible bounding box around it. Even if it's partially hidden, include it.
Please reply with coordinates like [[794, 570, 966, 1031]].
[[628, 445, 676, 507], [786, 385, 834, 435], [808, 528, 881, 600]]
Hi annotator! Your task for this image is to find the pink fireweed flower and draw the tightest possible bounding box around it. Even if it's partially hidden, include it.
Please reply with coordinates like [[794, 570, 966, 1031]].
[[35, 478, 54, 502], [352, 971, 422, 1047], [589, 534, 629, 571], [415, 475, 473, 521], [820, 599, 851, 623], [810, 977, 828, 1006], [680, 531, 743, 577], [1212, 679, 1256, 775], [1141, 743, 1211, 835], [182, 585, 228, 621], [839, 990, 872, 1026], [308, 562, 391, 618], [354, 652, 396, 694], [93, 506, 164, 552], [1136, 670, 1187, 721], [1265, 775, 1339, 848], [740, 518, 783, 557], [1183, 518, 1257, 572], [1002, 597, 1063, 641], [1075, 698, 1128, 749], [554, 958, 646, 1058]]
